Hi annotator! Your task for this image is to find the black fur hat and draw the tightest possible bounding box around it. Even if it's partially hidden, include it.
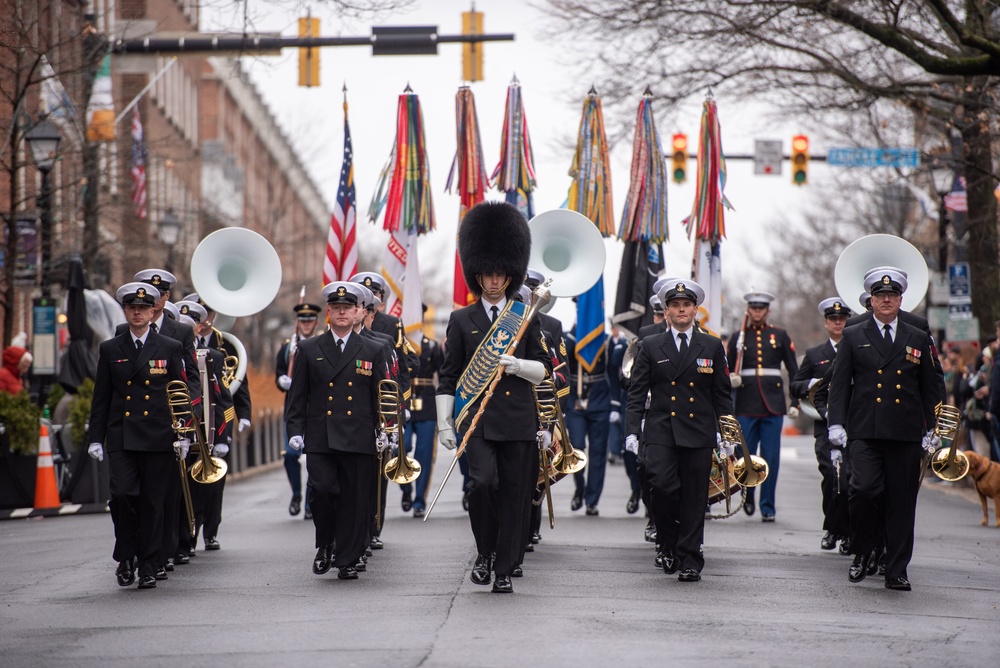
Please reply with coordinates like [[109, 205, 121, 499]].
[[458, 201, 531, 299]]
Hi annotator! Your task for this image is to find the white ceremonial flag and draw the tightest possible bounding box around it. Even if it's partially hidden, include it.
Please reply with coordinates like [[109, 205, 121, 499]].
[[692, 238, 723, 337], [382, 227, 424, 353]]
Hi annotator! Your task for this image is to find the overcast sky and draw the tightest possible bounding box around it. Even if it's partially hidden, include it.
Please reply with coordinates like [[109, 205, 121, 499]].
[[202, 0, 833, 328]]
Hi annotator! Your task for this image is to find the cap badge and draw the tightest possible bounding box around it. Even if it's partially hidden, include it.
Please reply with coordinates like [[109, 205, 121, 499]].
[[363, 277, 372, 287], [136, 288, 146, 298], [676, 282, 685, 292], [180, 305, 189, 315], [883, 275, 891, 284], [337, 287, 346, 297], [834, 302, 841, 311], [151, 275, 161, 285]]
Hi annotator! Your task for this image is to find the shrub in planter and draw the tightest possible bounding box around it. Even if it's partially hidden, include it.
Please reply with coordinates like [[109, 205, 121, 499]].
[[0, 391, 41, 508], [0, 391, 41, 455]]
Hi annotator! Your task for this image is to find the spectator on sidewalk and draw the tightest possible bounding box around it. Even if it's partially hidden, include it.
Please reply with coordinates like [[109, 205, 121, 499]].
[[0, 346, 32, 395]]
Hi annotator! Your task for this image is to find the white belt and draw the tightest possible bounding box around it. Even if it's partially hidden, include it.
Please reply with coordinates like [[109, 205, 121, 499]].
[[739, 368, 782, 377]]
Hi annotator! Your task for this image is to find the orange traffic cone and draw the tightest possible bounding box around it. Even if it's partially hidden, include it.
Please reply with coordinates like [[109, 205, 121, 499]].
[[34, 425, 60, 509]]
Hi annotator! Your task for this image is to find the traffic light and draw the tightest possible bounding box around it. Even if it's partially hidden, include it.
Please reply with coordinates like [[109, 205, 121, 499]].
[[298, 17, 320, 87], [462, 11, 484, 81], [791, 134, 809, 185], [671, 133, 688, 184]]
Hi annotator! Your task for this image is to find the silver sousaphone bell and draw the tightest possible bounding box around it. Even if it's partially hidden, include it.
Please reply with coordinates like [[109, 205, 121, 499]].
[[527, 209, 607, 298]]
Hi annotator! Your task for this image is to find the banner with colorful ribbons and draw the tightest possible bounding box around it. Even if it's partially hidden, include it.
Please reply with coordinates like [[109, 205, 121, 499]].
[[369, 86, 436, 235], [491, 77, 536, 221], [567, 88, 612, 372], [445, 86, 488, 309], [618, 91, 668, 243], [685, 98, 732, 337]]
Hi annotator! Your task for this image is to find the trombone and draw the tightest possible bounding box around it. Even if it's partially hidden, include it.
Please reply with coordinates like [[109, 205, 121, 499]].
[[532, 379, 559, 529], [376, 379, 421, 530], [717, 415, 769, 488], [925, 404, 967, 482], [166, 380, 228, 485]]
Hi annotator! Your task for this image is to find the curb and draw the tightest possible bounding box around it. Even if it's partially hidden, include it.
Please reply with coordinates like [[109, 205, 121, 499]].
[[0, 502, 110, 521]]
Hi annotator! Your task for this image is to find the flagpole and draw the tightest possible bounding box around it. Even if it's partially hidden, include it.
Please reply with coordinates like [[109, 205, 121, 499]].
[[114, 56, 178, 126]]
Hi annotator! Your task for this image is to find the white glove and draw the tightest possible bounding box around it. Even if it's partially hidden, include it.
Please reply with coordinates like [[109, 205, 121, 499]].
[[404, 409, 411, 422], [238, 418, 251, 433], [787, 406, 800, 419], [729, 373, 743, 388], [376, 431, 390, 453], [625, 434, 639, 455], [828, 424, 847, 447], [807, 377, 821, 389], [436, 394, 457, 450], [87, 443, 104, 461], [830, 448, 843, 466], [719, 439, 735, 458], [609, 410, 621, 424], [288, 435, 304, 451], [537, 430, 553, 449], [921, 430, 941, 453], [278, 374, 292, 390], [174, 438, 191, 460], [498, 354, 546, 384], [212, 443, 229, 458]]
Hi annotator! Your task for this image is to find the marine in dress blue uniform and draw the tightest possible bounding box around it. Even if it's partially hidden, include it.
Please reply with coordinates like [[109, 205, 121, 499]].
[[402, 305, 444, 518], [726, 290, 799, 521]]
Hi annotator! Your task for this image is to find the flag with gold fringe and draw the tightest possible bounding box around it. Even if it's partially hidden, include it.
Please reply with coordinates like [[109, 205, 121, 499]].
[[491, 77, 536, 220], [684, 97, 732, 336], [567, 88, 612, 372], [445, 86, 488, 309], [369, 85, 434, 351]]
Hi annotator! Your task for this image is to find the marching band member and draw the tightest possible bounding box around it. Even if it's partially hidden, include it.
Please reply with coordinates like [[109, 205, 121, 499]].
[[88, 282, 190, 589], [285, 282, 389, 581], [726, 290, 799, 521], [275, 300, 322, 519], [790, 298, 852, 553], [402, 305, 444, 519], [436, 202, 550, 594], [827, 268, 939, 591], [625, 280, 733, 582]]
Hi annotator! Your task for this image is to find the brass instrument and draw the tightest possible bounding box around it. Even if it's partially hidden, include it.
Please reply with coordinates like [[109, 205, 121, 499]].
[[718, 415, 769, 488], [379, 379, 421, 486], [928, 404, 968, 482], [800, 376, 828, 422], [220, 352, 239, 390], [532, 379, 559, 529], [166, 380, 228, 484]]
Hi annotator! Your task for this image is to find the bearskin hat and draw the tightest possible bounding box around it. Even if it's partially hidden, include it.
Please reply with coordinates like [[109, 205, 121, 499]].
[[458, 201, 531, 299]]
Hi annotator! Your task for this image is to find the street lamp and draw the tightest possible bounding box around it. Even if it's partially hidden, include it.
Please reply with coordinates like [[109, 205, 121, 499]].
[[158, 208, 183, 273], [931, 165, 953, 273], [24, 119, 61, 296]]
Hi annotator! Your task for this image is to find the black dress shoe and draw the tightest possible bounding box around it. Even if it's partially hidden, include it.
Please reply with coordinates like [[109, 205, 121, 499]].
[[205, 538, 220, 551], [304, 508, 313, 521], [885, 576, 911, 591], [289, 496, 301, 516], [662, 552, 678, 575], [174, 552, 190, 565], [511, 565, 524, 577], [164, 560, 175, 572], [626, 493, 640, 514], [365, 546, 373, 558], [370, 536, 384, 550], [849, 553, 869, 583], [154, 566, 168, 581], [838, 537, 852, 555], [654, 551, 664, 568], [877, 558, 886, 576], [312, 545, 333, 575], [492, 575, 513, 593], [743, 495, 756, 517], [137, 575, 157, 589], [531, 531, 541, 544], [866, 547, 883, 576], [820, 532, 837, 550], [678, 569, 701, 582], [413, 507, 425, 518], [354, 559, 367, 572], [761, 513, 775, 523], [571, 491, 584, 512], [337, 566, 359, 580], [524, 542, 534, 553], [401, 492, 413, 512], [470, 554, 493, 585], [461, 492, 470, 512], [585, 505, 599, 516], [116, 559, 136, 587], [644, 523, 658, 543]]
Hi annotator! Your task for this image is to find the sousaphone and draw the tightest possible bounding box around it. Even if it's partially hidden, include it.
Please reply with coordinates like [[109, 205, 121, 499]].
[[834, 234, 929, 312], [527, 209, 606, 298]]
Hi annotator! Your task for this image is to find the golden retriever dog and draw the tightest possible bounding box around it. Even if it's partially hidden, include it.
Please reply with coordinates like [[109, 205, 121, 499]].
[[964, 451, 1000, 527]]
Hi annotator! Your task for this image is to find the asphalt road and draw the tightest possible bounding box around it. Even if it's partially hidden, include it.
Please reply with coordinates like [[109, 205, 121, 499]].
[[2, 434, 998, 667]]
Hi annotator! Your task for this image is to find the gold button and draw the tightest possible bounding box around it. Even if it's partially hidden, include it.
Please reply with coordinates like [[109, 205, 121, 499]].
[[671, 412, 676, 417], [126, 396, 131, 401], [777, 382, 781, 388], [897, 370, 902, 375], [877, 383, 882, 389], [671, 396, 676, 401], [671, 381, 676, 386], [689, 382, 694, 387], [877, 370, 883, 375], [505, 391, 511, 397], [895, 399, 900, 404], [329, 382, 334, 387], [328, 396, 333, 401], [689, 413, 694, 418], [327, 410, 332, 416], [144, 395, 149, 400], [896, 384, 901, 390], [145, 380, 150, 386], [876, 398, 882, 403], [125, 411, 130, 417], [348, 382, 353, 387], [690, 398, 695, 403], [127, 381, 132, 386], [348, 396, 353, 401], [143, 411, 148, 416], [347, 411, 352, 416]]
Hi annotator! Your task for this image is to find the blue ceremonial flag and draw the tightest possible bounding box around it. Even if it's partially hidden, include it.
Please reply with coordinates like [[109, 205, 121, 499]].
[[575, 277, 607, 373]]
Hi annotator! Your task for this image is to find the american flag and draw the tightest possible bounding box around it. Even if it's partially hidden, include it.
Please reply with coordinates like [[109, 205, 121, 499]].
[[324, 103, 358, 284], [944, 175, 968, 213], [130, 107, 147, 220]]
